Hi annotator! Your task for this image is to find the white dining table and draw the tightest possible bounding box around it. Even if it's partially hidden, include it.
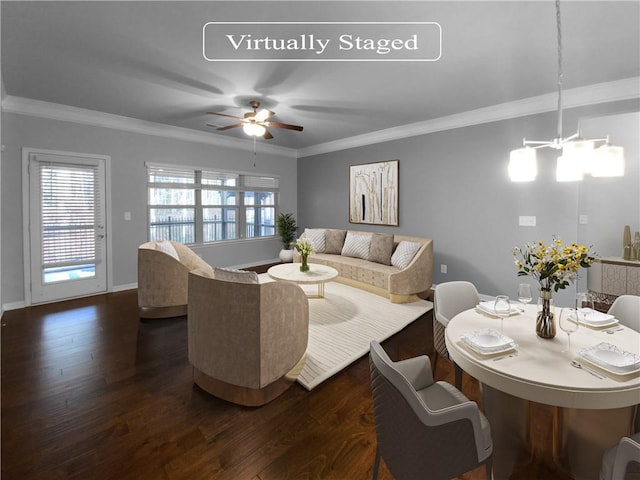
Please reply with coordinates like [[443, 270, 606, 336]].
[[445, 304, 640, 480]]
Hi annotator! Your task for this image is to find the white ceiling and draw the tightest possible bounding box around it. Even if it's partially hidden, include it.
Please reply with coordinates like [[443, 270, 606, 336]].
[[2, 1, 639, 154]]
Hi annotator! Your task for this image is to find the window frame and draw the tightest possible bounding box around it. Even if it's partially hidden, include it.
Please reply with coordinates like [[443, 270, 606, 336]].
[[146, 163, 280, 245]]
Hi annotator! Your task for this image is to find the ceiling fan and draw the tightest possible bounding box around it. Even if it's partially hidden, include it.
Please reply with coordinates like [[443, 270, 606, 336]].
[[206, 100, 303, 139]]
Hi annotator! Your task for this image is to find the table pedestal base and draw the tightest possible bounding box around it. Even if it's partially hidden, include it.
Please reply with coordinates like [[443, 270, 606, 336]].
[[482, 385, 637, 480]]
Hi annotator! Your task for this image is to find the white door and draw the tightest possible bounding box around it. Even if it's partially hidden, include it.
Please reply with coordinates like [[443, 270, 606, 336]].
[[27, 151, 108, 304]]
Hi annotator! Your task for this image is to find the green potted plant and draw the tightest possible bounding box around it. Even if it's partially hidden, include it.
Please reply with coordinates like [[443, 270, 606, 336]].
[[276, 212, 297, 262]]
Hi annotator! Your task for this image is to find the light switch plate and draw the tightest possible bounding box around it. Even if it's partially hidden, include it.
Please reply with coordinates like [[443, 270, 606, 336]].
[[519, 215, 536, 227]]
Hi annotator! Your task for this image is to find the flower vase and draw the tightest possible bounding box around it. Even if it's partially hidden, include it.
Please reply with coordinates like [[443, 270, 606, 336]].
[[300, 255, 310, 272], [536, 289, 556, 339]]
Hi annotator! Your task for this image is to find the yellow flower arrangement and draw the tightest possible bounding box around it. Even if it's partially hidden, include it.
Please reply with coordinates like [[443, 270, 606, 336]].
[[512, 237, 596, 292]]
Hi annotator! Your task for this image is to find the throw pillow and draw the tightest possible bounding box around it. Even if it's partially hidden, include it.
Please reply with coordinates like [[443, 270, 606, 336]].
[[341, 232, 372, 260], [213, 267, 259, 284], [305, 228, 326, 253], [325, 229, 347, 254], [368, 233, 394, 265], [391, 241, 422, 269], [156, 240, 179, 260]]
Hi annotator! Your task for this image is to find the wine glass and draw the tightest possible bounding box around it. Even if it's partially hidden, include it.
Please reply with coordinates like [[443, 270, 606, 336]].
[[558, 307, 579, 355], [494, 295, 511, 334], [517, 283, 533, 310], [575, 292, 594, 325]]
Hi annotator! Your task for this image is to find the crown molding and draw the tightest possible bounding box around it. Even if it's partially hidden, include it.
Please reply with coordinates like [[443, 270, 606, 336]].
[[2, 77, 638, 161], [0, 96, 298, 159], [297, 77, 640, 158]]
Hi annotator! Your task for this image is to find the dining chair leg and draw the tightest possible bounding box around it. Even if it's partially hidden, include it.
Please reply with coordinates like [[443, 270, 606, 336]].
[[454, 363, 463, 390], [372, 445, 381, 480], [484, 457, 493, 480]]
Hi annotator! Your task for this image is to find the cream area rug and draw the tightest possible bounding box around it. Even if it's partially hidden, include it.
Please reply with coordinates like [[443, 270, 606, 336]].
[[259, 274, 433, 390]]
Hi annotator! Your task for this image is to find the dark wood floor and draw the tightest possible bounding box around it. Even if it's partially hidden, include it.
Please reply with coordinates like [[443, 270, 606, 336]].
[[1, 287, 565, 480]]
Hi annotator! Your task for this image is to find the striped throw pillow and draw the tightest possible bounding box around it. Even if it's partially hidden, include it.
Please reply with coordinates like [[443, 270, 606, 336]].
[[305, 228, 326, 253], [391, 241, 422, 269], [341, 232, 372, 259]]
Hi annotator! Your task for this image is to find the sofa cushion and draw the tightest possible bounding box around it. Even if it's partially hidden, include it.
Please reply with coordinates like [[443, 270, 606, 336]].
[[369, 233, 394, 265], [156, 240, 179, 260], [213, 267, 258, 284], [391, 241, 422, 269], [305, 228, 326, 253], [341, 232, 372, 260], [325, 229, 347, 254]]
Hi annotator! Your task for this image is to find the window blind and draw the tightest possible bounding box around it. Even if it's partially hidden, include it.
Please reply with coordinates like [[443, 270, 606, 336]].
[[40, 163, 101, 269]]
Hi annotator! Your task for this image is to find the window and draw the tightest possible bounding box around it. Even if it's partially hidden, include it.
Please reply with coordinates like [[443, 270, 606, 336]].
[[147, 164, 278, 244]]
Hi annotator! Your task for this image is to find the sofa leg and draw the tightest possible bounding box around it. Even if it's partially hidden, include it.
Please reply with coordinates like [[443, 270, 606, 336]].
[[389, 294, 421, 304]]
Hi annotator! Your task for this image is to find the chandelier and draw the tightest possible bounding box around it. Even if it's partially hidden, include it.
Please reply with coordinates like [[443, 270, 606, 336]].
[[508, 0, 625, 182]]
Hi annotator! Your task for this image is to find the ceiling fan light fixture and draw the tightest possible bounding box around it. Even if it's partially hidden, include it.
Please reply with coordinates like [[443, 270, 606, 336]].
[[508, 146, 537, 182], [243, 123, 266, 137]]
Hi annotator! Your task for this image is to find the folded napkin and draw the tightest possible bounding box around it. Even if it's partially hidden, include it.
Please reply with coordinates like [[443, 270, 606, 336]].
[[477, 301, 521, 316]]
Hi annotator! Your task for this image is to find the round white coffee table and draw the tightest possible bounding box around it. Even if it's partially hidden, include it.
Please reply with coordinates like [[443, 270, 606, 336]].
[[267, 263, 338, 298]]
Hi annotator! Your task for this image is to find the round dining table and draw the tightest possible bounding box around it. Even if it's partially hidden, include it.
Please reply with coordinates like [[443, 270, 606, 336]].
[[445, 303, 640, 480]]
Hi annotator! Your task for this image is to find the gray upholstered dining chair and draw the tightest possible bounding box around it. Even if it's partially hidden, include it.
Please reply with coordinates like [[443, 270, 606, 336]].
[[608, 295, 640, 333], [369, 341, 493, 480], [600, 432, 640, 480], [433, 281, 481, 389]]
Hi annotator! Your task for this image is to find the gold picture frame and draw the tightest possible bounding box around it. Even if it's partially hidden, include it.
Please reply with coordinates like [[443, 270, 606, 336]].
[[349, 160, 398, 226]]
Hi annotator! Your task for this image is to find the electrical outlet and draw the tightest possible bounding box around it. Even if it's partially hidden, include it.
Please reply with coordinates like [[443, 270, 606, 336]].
[[441, 264, 447, 274], [579, 214, 588, 225], [124, 211, 132, 221]]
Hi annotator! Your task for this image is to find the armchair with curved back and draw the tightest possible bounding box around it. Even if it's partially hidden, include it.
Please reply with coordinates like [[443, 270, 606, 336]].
[[600, 432, 640, 480], [187, 268, 309, 406], [433, 281, 481, 390], [608, 295, 640, 333], [138, 240, 213, 318], [369, 341, 493, 480]]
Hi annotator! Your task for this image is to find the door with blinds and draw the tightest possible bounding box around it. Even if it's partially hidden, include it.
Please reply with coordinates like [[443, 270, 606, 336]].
[[28, 151, 108, 304]]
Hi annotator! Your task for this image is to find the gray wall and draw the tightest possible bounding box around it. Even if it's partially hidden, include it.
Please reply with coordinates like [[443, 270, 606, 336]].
[[297, 101, 640, 307], [1, 112, 298, 306]]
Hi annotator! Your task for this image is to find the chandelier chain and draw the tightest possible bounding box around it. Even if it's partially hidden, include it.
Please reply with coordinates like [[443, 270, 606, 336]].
[[556, 0, 563, 140]]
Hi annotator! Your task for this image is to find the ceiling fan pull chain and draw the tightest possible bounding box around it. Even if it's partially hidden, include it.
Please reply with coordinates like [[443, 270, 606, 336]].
[[253, 136, 257, 167]]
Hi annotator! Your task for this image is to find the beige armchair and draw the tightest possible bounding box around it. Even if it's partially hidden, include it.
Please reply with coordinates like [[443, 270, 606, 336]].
[[187, 268, 309, 406], [137, 240, 213, 319]]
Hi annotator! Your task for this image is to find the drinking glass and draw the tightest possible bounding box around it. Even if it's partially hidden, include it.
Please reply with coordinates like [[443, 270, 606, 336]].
[[558, 307, 579, 355], [494, 295, 511, 334], [517, 283, 533, 309], [575, 292, 594, 325]]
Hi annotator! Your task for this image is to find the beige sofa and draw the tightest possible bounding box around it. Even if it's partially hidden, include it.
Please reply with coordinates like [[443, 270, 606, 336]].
[[137, 240, 213, 318], [295, 228, 433, 303], [187, 267, 309, 406]]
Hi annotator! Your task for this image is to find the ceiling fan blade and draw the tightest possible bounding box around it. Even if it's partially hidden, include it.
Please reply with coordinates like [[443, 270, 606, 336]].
[[263, 129, 274, 140], [266, 121, 303, 132], [217, 123, 244, 131], [255, 109, 275, 122], [207, 111, 244, 120]]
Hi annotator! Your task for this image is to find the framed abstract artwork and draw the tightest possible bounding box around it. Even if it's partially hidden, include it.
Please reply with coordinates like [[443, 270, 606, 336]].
[[349, 160, 398, 226]]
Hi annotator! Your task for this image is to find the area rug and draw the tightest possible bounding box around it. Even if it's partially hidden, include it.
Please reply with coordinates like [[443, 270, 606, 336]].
[[259, 274, 433, 390]]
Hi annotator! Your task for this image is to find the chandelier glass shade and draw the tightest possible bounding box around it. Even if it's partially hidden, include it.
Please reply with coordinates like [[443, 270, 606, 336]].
[[508, 0, 624, 182]]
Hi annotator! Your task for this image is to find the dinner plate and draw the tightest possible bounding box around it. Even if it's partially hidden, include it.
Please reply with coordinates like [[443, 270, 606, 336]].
[[570, 308, 616, 325], [460, 328, 517, 355], [476, 301, 521, 317], [569, 313, 619, 329], [578, 342, 640, 375]]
